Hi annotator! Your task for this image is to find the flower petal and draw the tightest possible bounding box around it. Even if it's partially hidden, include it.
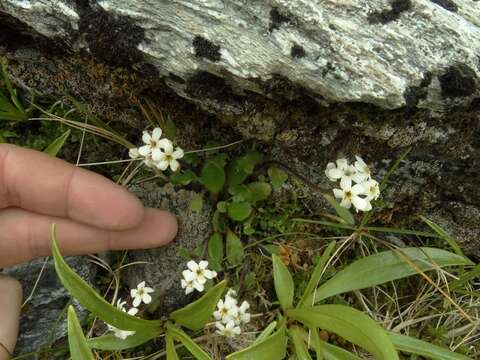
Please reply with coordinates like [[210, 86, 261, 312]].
[[340, 176, 352, 190], [352, 196, 368, 212], [158, 138, 173, 153], [172, 147, 184, 159], [157, 160, 170, 171], [138, 145, 151, 156], [152, 127, 162, 140], [187, 260, 198, 272], [142, 293, 152, 304], [169, 159, 180, 172], [333, 188, 344, 199], [132, 297, 141, 308], [339, 198, 351, 209], [142, 131, 151, 144]]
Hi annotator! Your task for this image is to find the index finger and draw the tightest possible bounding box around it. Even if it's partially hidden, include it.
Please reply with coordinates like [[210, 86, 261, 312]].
[[0, 144, 144, 230]]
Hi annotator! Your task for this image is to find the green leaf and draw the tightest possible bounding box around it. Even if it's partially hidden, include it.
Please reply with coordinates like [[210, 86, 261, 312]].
[[190, 194, 204, 213], [388, 332, 471, 360], [200, 160, 225, 193], [289, 326, 312, 360], [67, 306, 94, 360], [88, 331, 157, 350], [268, 167, 288, 190], [419, 216, 465, 257], [309, 328, 324, 360], [238, 151, 263, 174], [287, 305, 399, 360], [226, 230, 244, 267], [245, 182, 272, 203], [208, 232, 224, 271], [165, 116, 177, 141], [450, 264, 480, 290], [166, 332, 180, 360], [43, 129, 71, 156], [51, 225, 161, 333], [323, 194, 355, 225], [320, 341, 362, 360], [170, 170, 197, 185], [298, 241, 336, 308], [314, 247, 473, 303], [166, 323, 212, 360], [226, 320, 287, 360], [212, 210, 227, 233], [253, 321, 277, 345], [227, 159, 249, 187], [272, 254, 294, 310], [170, 280, 226, 331], [227, 201, 252, 222]]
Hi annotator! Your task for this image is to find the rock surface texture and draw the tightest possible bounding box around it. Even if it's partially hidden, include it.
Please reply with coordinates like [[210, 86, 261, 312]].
[[3, 257, 96, 354], [1, 0, 480, 112]]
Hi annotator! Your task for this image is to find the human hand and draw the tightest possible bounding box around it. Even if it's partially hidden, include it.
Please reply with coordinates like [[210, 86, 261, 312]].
[[0, 144, 178, 358]]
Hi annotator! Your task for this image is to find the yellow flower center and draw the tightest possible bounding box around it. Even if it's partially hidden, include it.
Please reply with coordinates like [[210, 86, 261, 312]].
[[345, 191, 352, 199], [165, 154, 173, 161]]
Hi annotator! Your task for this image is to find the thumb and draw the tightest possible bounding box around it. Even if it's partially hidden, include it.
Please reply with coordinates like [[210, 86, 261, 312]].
[[0, 275, 21, 359]]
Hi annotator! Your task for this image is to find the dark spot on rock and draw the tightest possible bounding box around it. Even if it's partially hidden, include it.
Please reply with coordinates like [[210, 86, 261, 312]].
[[430, 0, 458, 12], [368, 0, 412, 24], [168, 72, 186, 84], [322, 62, 335, 77], [192, 36, 221, 62], [186, 71, 232, 102], [439, 64, 478, 98], [291, 43, 306, 58], [75, 2, 145, 67], [403, 72, 433, 109], [269, 7, 294, 32]]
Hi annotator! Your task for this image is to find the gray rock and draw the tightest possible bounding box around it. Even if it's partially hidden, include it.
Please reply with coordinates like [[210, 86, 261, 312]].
[[1, 0, 480, 111], [125, 183, 212, 315], [3, 256, 96, 355]]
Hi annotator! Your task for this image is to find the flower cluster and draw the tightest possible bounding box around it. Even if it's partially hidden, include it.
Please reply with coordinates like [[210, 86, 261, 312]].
[[214, 289, 251, 338], [325, 156, 380, 212], [107, 281, 154, 339], [181, 260, 218, 294], [129, 127, 184, 172]]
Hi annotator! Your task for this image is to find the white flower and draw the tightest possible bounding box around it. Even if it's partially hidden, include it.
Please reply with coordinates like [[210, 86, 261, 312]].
[[128, 147, 140, 159], [214, 296, 238, 323], [116, 298, 127, 311], [216, 320, 241, 337], [111, 327, 136, 340], [333, 182, 370, 212], [186, 260, 217, 285], [138, 127, 163, 156], [143, 154, 157, 169], [325, 158, 349, 182], [354, 156, 371, 181], [233, 301, 251, 325], [152, 139, 184, 172], [226, 289, 238, 301], [108, 299, 139, 339], [363, 179, 380, 201], [181, 269, 204, 294], [130, 281, 154, 307]]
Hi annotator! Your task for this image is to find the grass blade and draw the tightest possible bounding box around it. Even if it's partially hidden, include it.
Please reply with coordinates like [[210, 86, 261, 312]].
[[419, 216, 465, 257], [289, 326, 312, 360], [166, 323, 212, 360], [44, 129, 71, 156]]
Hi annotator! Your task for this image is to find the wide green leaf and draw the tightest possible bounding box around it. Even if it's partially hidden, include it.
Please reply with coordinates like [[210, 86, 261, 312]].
[[226, 320, 287, 360], [320, 341, 362, 360], [67, 306, 94, 360], [44, 129, 71, 156], [245, 182, 272, 203], [166, 332, 180, 360], [272, 254, 294, 310], [227, 159, 249, 187], [388, 332, 471, 360], [288, 305, 399, 360], [298, 241, 336, 308], [170, 280, 226, 330], [51, 226, 160, 332], [323, 194, 355, 225], [208, 232, 224, 271], [227, 201, 252, 221], [89, 331, 157, 350], [167, 323, 212, 360], [314, 247, 472, 303], [200, 160, 225, 193], [238, 151, 263, 174], [226, 230, 245, 266], [190, 194, 204, 213], [289, 326, 312, 360]]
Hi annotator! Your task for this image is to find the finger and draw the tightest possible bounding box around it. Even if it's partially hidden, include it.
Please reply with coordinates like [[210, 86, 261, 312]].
[[0, 144, 144, 230], [0, 208, 178, 268], [0, 275, 22, 359]]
